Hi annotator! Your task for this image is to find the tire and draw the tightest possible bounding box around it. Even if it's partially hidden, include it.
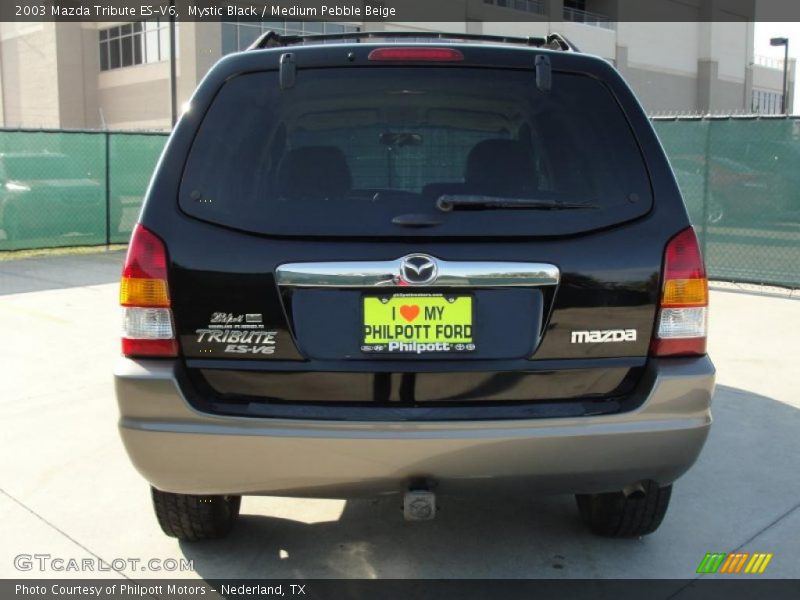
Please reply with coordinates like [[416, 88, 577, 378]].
[[575, 481, 672, 538], [151, 487, 241, 541]]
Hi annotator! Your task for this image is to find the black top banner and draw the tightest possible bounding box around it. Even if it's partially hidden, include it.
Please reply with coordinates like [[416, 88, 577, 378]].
[[3, 0, 800, 23]]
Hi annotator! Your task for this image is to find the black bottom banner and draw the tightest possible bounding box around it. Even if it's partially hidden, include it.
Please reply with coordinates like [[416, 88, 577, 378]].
[[5, 579, 800, 600]]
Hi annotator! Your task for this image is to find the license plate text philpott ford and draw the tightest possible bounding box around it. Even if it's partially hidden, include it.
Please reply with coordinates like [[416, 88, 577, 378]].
[[362, 294, 474, 354]]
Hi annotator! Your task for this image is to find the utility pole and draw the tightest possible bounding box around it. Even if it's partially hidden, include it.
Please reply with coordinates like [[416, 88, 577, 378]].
[[770, 37, 790, 114]]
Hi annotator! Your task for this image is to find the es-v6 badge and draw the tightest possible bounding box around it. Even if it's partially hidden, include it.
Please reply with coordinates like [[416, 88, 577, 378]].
[[195, 312, 278, 356]]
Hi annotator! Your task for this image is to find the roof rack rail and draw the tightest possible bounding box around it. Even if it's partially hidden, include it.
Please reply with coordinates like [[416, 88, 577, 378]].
[[248, 31, 579, 53]]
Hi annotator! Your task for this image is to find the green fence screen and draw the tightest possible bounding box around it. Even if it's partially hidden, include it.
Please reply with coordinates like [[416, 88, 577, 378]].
[[1, 121, 799, 287], [653, 116, 800, 288], [108, 133, 168, 244], [0, 129, 167, 251]]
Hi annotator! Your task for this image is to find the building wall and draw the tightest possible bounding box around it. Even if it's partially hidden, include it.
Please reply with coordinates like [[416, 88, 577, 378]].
[[0, 0, 792, 129], [177, 21, 222, 114], [619, 65, 699, 113], [55, 23, 100, 129], [98, 72, 170, 130], [619, 22, 701, 75], [559, 20, 616, 57], [0, 23, 61, 128], [478, 20, 548, 38]]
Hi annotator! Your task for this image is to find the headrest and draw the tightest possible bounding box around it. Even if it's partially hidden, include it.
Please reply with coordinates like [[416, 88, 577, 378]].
[[276, 146, 352, 200], [465, 139, 538, 197]]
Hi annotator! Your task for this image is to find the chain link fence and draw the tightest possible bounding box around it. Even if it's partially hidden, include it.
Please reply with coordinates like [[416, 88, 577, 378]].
[[1, 120, 799, 288], [653, 116, 800, 288], [0, 129, 167, 251]]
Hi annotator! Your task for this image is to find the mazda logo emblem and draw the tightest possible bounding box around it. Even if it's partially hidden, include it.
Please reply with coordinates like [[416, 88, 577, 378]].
[[400, 254, 438, 285]]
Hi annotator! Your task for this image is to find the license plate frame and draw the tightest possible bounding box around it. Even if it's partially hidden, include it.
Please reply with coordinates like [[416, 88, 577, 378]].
[[361, 292, 475, 354]]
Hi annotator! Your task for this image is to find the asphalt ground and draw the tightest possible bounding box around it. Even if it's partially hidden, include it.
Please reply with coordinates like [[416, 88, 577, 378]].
[[0, 251, 798, 579]]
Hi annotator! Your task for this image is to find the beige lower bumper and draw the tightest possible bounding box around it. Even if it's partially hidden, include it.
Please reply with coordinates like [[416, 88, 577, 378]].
[[115, 357, 715, 497]]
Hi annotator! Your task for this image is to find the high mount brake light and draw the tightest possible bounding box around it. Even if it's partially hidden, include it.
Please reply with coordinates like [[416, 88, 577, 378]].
[[120, 224, 177, 357], [651, 227, 708, 357], [367, 47, 465, 62]]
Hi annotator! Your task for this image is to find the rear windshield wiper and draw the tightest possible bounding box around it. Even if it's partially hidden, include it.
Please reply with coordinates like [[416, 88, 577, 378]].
[[436, 194, 598, 212]]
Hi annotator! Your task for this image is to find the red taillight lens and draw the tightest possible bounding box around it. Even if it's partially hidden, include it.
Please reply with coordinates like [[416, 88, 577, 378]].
[[120, 224, 170, 307], [121, 338, 179, 357], [661, 227, 707, 306], [651, 227, 708, 357], [120, 224, 177, 358], [122, 224, 168, 280], [368, 47, 464, 62]]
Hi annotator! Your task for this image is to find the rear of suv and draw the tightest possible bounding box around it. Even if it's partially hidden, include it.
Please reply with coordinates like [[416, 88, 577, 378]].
[[114, 32, 715, 540]]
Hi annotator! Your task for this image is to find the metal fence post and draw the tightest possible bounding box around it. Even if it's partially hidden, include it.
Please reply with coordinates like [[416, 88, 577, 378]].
[[700, 118, 711, 261], [104, 130, 111, 248]]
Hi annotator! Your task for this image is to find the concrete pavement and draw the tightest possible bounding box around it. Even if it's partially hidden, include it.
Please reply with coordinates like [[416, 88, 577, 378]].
[[0, 251, 798, 579]]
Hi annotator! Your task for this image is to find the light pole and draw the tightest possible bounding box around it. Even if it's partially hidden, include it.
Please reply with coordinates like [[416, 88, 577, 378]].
[[169, 0, 177, 127], [770, 37, 789, 114]]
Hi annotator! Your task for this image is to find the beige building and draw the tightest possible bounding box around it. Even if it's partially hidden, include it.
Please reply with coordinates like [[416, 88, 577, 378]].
[[0, 0, 793, 130]]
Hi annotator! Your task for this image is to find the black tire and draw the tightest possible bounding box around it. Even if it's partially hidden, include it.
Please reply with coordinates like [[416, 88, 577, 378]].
[[151, 487, 241, 541], [576, 481, 672, 538]]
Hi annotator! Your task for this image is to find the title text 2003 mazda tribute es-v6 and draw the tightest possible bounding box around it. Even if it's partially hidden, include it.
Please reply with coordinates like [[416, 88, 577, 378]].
[[114, 32, 715, 541]]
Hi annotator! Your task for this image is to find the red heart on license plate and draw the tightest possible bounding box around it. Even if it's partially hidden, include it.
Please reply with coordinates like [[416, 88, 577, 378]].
[[400, 305, 420, 322]]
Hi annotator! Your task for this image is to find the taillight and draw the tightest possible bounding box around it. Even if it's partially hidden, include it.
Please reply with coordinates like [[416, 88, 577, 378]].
[[651, 227, 708, 357], [120, 224, 177, 357], [367, 47, 464, 62]]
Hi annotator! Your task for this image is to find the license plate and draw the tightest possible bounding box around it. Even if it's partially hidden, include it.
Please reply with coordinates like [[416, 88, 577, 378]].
[[362, 293, 475, 354]]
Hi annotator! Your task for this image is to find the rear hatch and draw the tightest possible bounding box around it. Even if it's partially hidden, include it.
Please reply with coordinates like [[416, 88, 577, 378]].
[[148, 44, 687, 416]]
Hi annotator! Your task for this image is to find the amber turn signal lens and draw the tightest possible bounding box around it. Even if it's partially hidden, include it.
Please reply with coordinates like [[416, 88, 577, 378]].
[[662, 277, 708, 307], [120, 277, 170, 307]]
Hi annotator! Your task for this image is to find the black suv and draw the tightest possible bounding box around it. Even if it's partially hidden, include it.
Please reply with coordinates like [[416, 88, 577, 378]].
[[115, 32, 715, 541]]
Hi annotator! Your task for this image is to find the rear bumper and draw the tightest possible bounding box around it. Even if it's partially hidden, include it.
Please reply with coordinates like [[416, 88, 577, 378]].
[[115, 357, 715, 497]]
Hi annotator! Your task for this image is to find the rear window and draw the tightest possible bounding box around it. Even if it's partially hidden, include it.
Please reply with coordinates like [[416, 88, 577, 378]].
[[180, 66, 653, 237]]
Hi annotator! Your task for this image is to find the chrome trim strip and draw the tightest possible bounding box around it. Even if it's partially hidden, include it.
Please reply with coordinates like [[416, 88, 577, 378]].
[[276, 257, 559, 288]]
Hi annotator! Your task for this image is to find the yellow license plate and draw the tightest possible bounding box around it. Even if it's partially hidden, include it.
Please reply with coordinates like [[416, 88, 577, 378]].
[[362, 294, 474, 354]]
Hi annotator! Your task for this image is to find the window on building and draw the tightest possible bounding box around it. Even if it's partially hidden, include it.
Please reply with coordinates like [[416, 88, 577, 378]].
[[752, 89, 782, 114], [482, 0, 545, 15], [221, 20, 360, 55], [562, 0, 614, 29], [99, 20, 173, 72]]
